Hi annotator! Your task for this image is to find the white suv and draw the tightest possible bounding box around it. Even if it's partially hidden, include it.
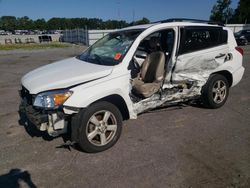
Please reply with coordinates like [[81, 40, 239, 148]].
[[20, 19, 245, 152]]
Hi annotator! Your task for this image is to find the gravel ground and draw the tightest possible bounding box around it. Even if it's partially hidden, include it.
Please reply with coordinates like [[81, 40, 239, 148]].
[[0, 46, 249, 188]]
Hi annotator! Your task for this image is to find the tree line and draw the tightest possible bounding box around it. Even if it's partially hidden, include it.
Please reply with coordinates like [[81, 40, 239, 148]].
[[210, 0, 250, 24], [0, 16, 150, 31]]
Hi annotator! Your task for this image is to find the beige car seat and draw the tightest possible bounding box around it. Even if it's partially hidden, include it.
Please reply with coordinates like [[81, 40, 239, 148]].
[[132, 50, 165, 98]]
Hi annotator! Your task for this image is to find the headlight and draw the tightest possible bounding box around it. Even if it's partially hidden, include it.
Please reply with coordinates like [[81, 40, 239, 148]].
[[240, 36, 246, 39], [33, 89, 73, 109]]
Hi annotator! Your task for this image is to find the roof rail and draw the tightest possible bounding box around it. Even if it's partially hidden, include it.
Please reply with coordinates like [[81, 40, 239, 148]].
[[153, 18, 224, 26]]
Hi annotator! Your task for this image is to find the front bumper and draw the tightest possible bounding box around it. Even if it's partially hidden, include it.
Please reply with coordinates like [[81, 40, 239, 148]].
[[19, 86, 68, 137], [19, 101, 48, 129]]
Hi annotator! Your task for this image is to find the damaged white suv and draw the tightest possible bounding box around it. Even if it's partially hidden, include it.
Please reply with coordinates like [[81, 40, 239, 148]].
[[20, 19, 245, 152]]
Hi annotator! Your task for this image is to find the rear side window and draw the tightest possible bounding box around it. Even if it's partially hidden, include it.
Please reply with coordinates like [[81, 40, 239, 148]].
[[179, 26, 228, 55]]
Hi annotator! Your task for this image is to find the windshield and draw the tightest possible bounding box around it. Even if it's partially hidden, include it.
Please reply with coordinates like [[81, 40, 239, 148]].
[[78, 29, 143, 66]]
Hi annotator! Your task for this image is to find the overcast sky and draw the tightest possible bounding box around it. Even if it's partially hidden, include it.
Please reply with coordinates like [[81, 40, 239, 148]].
[[0, 0, 239, 22]]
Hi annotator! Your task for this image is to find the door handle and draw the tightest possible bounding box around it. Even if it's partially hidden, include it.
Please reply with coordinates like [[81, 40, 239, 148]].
[[215, 53, 226, 59]]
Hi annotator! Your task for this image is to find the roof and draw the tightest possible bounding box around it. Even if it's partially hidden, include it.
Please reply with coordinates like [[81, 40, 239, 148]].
[[119, 24, 155, 31], [119, 22, 223, 32]]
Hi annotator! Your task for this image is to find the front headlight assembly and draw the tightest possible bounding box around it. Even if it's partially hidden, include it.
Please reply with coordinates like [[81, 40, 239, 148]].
[[33, 89, 73, 109]]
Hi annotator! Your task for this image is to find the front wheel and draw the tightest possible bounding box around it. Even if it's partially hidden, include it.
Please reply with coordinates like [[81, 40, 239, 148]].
[[201, 74, 229, 109], [72, 101, 122, 153]]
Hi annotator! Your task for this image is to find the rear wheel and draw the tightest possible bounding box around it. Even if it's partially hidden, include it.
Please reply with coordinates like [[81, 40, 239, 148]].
[[201, 74, 229, 109], [72, 101, 122, 153]]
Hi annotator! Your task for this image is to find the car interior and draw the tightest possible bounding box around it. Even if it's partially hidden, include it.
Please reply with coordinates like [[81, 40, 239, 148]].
[[130, 29, 175, 98]]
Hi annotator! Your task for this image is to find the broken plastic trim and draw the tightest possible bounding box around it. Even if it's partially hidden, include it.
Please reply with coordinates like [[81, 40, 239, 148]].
[[132, 81, 202, 115]]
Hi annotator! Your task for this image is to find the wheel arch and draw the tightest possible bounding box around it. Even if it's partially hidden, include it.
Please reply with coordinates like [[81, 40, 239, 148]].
[[212, 70, 233, 87], [93, 94, 130, 121]]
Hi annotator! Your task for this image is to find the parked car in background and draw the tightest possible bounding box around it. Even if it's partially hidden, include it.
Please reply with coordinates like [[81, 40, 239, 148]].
[[0, 30, 7, 35], [20, 19, 245, 153], [0, 30, 12, 35], [234, 29, 250, 46]]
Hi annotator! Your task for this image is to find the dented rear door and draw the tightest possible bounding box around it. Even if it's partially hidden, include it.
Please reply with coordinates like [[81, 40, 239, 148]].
[[172, 26, 229, 84]]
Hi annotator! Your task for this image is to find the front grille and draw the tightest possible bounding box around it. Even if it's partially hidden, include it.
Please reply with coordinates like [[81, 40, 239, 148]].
[[20, 86, 33, 105]]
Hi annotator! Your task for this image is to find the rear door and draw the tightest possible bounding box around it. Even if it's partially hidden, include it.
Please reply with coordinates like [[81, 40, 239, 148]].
[[171, 26, 228, 84]]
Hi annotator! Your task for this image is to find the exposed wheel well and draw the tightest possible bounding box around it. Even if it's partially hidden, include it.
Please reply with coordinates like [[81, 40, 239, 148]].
[[212, 70, 233, 87], [93, 94, 130, 120]]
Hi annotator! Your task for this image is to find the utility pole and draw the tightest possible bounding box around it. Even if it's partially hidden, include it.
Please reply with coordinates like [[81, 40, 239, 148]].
[[117, 1, 121, 20]]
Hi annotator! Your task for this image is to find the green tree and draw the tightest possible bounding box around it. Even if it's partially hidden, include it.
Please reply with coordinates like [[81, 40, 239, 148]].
[[130, 17, 150, 26], [47, 18, 62, 30], [33, 19, 47, 30], [0, 16, 150, 30], [87, 18, 103, 29], [135, 17, 150, 25], [231, 0, 250, 23], [210, 0, 233, 23], [0, 16, 17, 31], [102, 20, 128, 29], [16, 16, 33, 30]]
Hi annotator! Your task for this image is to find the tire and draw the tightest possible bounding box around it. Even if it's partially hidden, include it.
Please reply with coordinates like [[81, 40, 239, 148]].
[[201, 74, 229, 109], [72, 101, 122, 153]]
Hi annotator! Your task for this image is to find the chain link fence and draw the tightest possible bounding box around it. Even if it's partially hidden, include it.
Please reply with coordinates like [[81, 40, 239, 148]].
[[62, 28, 116, 46], [62, 28, 89, 45]]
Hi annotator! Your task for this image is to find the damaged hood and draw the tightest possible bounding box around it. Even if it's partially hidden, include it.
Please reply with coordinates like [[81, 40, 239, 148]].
[[22, 57, 113, 94]]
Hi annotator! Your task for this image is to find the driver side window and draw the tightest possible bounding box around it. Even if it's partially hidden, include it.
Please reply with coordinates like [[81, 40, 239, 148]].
[[134, 29, 175, 66], [130, 29, 175, 98]]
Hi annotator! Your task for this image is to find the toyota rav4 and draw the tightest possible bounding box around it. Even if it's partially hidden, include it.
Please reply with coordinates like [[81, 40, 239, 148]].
[[19, 19, 245, 153]]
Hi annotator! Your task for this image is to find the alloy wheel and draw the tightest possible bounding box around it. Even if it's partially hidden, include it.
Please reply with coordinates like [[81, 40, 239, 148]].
[[212, 80, 227, 104], [86, 110, 117, 146]]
